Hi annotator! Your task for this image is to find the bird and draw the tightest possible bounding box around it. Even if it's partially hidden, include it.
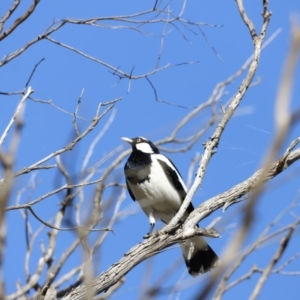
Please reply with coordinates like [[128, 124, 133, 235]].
[[122, 136, 218, 277]]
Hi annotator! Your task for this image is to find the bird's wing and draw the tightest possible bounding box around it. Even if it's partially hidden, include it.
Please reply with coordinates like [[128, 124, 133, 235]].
[[156, 155, 186, 194], [126, 179, 136, 201], [156, 154, 194, 213], [156, 154, 187, 192]]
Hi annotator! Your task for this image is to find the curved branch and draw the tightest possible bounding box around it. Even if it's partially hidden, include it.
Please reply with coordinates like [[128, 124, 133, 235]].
[[61, 139, 300, 300], [62, 227, 219, 300], [185, 138, 300, 227], [0, 0, 40, 41], [0, 99, 120, 184], [163, 0, 271, 233], [0, 0, 20, 34]]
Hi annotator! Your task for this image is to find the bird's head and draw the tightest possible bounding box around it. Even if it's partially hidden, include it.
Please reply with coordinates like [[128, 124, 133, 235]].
[[121, 136, 159, 154]]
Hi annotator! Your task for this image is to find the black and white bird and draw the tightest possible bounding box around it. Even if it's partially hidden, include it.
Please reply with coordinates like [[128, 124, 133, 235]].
[[122, 136, 218, 277]]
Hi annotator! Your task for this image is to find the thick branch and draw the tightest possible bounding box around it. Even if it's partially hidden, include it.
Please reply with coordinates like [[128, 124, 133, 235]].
[[185, 138, 300, 227], [61, 140, 300, 299], [62, 228, 219, 300]]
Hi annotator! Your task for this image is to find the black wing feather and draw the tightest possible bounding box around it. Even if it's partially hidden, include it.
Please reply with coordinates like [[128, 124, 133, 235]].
[[157, 158, 194, 214], [126, 179, 136, 201]]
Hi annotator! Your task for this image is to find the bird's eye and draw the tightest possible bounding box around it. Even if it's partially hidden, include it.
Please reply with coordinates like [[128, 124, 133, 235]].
[[137, 138, 141, 142]]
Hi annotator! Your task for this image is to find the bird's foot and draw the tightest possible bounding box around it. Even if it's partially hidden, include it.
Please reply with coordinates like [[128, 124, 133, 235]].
[[143, 233, 151, 239]]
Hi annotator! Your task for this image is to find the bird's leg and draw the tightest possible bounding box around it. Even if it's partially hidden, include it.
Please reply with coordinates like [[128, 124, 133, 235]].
[[143, 223, 154, 239], [148, 222, 155, 235], [144, 213, 155, 238]]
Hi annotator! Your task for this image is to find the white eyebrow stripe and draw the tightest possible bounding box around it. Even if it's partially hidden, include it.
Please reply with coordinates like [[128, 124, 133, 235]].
[[154, 154, 187, 192], [135, 142, 154, 153]]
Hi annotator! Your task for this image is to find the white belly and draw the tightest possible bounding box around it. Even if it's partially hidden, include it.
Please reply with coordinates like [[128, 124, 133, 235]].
[[129, 158, 183, 224]]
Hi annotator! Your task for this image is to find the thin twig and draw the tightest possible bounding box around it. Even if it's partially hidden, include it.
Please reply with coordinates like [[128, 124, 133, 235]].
[[25, 58, 45, 87], [249, 227, 295, 300], [5, 179, 102, 211], [0, 87, 33, 147], [1, 101, 119, 183]]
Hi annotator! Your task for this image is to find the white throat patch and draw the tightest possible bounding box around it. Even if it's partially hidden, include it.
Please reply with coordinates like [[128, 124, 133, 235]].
[[136, 142, 154, 153]]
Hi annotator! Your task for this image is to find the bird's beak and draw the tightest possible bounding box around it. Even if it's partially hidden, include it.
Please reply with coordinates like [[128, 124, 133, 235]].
[[121, 137, 133, 144]]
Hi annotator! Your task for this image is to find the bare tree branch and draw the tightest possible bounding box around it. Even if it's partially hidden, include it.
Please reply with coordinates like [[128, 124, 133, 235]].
[[0, 99, 121, 184], [163, 0, 271, 235], [0, 0, 40, 41], [249, 227, 295, 300], [0, 87, 33, 147], [1, 1, 298, 299], [62, 227, 220, 299], [5, 179, 102, 211], [0, 0, 20, 34], [61, 139, 300, 299]]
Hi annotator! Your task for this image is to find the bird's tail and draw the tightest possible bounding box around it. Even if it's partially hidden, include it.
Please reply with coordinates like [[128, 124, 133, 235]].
[[180, 236, 219, 277]]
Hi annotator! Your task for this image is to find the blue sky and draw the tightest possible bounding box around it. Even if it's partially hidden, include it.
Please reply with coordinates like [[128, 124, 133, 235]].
[[1, 0, 300, 299]]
